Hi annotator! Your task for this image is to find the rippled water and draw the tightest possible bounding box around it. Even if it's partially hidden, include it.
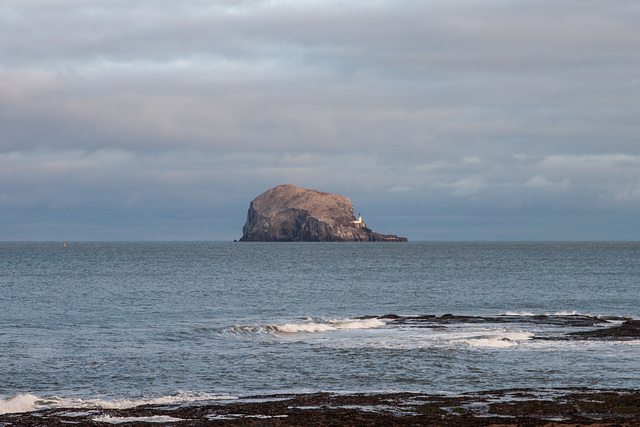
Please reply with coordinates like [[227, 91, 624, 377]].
[[1, 242, 639, 412]]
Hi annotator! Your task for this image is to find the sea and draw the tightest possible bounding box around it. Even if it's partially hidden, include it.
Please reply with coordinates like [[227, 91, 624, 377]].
[[1, 241, 639, 415]]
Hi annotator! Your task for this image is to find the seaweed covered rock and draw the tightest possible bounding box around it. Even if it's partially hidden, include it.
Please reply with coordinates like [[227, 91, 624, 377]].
[[569, 319, 640, 339]]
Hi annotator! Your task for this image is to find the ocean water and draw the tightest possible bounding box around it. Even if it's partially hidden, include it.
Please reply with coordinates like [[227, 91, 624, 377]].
[[1, 242, 639, 414]]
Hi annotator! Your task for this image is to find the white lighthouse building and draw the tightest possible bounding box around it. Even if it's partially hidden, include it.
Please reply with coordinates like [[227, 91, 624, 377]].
[[352, 213, 366, 229]]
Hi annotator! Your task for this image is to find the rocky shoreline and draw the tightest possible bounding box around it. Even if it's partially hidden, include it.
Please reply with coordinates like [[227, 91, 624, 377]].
[[371, 313, 640, 340], [3, 389, 640, 426]]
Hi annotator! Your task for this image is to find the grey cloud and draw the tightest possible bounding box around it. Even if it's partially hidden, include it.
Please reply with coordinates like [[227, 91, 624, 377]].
[[5, 1, 638, 72], [1, 0, 639, 240]]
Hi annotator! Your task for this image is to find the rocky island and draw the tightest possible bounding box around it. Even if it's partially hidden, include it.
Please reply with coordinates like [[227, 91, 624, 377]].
[[239, 185, 407, 242]]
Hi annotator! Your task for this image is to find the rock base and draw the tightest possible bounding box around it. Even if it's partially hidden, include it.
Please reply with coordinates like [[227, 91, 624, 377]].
[[3, 389, 640, 426]]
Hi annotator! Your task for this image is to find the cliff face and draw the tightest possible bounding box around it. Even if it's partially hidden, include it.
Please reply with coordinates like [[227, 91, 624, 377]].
[[239, 185, 407, 242]]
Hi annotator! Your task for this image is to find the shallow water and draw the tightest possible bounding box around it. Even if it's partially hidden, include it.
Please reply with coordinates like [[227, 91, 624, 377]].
[[1, 242, 639, 413]]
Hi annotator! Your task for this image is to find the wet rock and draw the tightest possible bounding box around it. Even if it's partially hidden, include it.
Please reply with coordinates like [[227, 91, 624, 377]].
[[5, 389, 640, 426], [378, 314, 402, 319], [568, 319, 640, 339]]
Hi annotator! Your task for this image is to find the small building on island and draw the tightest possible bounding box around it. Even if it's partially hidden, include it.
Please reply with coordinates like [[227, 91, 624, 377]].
[[353, 213, 366, 229]]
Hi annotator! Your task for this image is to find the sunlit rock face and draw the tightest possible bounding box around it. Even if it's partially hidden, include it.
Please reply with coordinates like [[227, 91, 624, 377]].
[[239, 185, 407, 242]]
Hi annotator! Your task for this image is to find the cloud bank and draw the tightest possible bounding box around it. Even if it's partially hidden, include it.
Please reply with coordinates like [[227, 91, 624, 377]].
[[1, 0, 639, 240]]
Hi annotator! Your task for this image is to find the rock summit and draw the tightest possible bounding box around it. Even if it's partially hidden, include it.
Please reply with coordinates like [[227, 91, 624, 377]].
[[239, 185, 407, 242]]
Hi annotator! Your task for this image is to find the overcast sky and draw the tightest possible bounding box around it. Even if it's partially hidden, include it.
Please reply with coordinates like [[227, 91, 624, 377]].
[[2, 0, 639, 241]]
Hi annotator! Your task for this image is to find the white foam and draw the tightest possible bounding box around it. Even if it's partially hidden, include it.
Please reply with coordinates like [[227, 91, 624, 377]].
[[93, 414, 184, 424], [0, 394, 38, 415], [231, 317, 386, 335], [275, 318, 385, 334], [276, 322, 336, 333], [502, 310, 611, 318], [551, 310, 608, 318], [205, 413, 288, 420], [75, 391, 237, 410], [458, 331, 534, 349], [0, 391, 237, 414], [463, 337, 520, 348]]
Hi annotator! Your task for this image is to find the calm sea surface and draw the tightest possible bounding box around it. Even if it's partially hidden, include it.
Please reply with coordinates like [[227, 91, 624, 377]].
[[1, 242, 639, 411]]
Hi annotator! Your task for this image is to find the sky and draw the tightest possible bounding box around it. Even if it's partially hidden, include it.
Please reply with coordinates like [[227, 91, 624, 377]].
[[1, 0, 640, 241]]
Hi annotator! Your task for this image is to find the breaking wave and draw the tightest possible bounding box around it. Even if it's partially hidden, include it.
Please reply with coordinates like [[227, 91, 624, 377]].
[[229, 318, 386, 335], [70, 392, 237, 410], [0, 394, 38, 415], [457, 331, 534, 348], [276, 318, 385, 333], [0, 391, 237, 415]]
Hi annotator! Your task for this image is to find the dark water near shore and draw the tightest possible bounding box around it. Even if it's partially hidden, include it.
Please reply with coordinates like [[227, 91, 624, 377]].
[[1, 242, 639, 413]]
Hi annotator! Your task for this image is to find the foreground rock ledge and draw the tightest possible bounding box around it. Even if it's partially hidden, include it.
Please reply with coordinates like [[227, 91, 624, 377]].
[[3, 389, 640, 426], [239, 185, 407, 242]]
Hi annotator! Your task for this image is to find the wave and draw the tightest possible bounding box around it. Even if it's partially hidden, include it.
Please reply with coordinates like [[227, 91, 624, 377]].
[[0, 394, 38, 415], [224, 312, 638, 343], [503, 310, 636, 321], [73, 392, 237, 410], [229, 318, 386, 335], [276, 318, 385, 333], [224, 312, 637, 337], [502, 310, 596, 317], [502, 311, 536, 316], [0, 391, 237, 415], [456, 331, 534, 348]]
